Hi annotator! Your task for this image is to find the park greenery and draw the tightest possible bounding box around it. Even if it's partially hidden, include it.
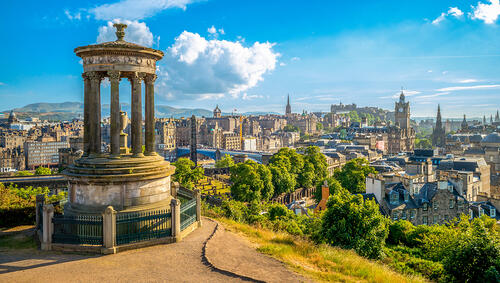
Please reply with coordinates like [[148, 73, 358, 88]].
[[0, 183, 66, 227], [172, 158, 204, 189], [14, 166, 53, 176], [214, 154, 235, 168]]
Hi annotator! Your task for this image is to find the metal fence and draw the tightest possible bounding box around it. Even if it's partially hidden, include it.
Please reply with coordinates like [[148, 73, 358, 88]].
[[116, 209, 172, 246], [180, 198, 197, 231], [52, 214, 103, 245]]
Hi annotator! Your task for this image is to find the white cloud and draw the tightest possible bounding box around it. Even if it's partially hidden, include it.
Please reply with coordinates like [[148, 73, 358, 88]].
[[97, 19, 154, 47], [291, 57, 300, 61], [91, 0, 195, 20], [279, 62, 286, 66], [436, 84, 500, 91], [458, 79, 479, 83], [432, 7, 463, 25], [242, 93, 264, 100], [416, 92, 451, 99], [157, 31, 279, 100], [207, 26, 217, 34], [471, 0, 500, 24], [427, 70, 433, 73], [0, 82, 5, 86], [64, 9, 81, 20]]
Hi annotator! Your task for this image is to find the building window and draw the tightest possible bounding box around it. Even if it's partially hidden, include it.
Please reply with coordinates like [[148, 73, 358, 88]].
[[392, 211, 398, 220], [433, 201, 438, 210], [433, 215, 438, 224], [423, 203, 428, 211], [469, 209, 473, 219], [390, 192, 398, 205], [449, 199, 455, 209], [404, 192, 409, 202], [423, 216, 428, 225], [402, 211, 407, 220], [491, 208, 496, 218], [410, 210, 416, 219]]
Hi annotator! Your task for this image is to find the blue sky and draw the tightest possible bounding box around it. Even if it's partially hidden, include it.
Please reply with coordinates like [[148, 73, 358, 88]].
[[1, 0, 500, 118]]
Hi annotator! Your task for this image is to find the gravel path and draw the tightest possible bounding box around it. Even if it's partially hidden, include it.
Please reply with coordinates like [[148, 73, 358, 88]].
[[0, 218, 305, 283]]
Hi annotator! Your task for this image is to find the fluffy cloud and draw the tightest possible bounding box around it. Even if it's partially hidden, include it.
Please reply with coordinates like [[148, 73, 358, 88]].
[[157, 31, 279, 100], [458, 79, 479, 83], [91, 0, 195, 20], [97, 19, 154, 47], [471, 0, 500, 24], [432, 7, 463, 25], [436, 84, 500, 91], [64, 9, 82, 20]]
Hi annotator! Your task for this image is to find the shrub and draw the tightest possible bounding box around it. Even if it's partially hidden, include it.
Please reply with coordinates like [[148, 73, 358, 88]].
[[388, 220, 415, 245]]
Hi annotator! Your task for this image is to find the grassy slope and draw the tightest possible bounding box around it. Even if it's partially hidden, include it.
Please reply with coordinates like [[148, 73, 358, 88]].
[[218, 218, 427, 283]]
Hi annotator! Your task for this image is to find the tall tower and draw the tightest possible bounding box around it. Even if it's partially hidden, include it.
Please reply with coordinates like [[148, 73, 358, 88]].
[[213, 105, 221, 118], [496, 110, 500, 122], [461, 114, 468, 132], [190, 115, 198, 166], [432, 104, 445, 147], [394, 90, 410, 130], [285, 94, 291, 116]]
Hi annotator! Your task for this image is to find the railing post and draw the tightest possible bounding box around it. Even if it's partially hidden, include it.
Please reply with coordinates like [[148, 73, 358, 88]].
[[194, 189, 202, 227], [41, 204, 54, 251], [102, 206, 117, 254], [35, 194, 44, 230], [171, 198, 181, 242]]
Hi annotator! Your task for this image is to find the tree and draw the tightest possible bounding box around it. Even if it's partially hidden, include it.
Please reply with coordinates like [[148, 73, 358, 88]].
[[316, 122, 323, 131], [415, 138, 432, 149], [442, 217, 500, 282], [313, 176, 346, 203], [320, 190, 388, 259], [269, 164, 296, 196], [215, 154, 235, 168], [283, 124, 299, 132], [334, 158, 376, 193], [173, 158, 204, 190], [230, 160, 274, 202], [303, 146, 327, 181], [35, 167, 52, 176]]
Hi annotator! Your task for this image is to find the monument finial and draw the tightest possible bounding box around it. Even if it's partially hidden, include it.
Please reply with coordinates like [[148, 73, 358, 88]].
[[113, 23, 128, 41]]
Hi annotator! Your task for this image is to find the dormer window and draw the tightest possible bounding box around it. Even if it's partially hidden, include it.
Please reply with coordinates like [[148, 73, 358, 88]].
[[491, 208, 496, 218], [390, 192, 399, 205], [479, 208, 483, 217], [423, 203, 428, 211]]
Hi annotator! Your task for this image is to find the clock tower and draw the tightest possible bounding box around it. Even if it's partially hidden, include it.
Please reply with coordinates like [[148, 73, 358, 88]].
[[395, 90, 410, 130]]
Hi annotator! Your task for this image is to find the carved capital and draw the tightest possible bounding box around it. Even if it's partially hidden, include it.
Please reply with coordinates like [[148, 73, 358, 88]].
[[87, 71, 103, 83], [144, 74, 157, 84], [107, 70, 121, 82], [128, 72, 146, 84], [81, 73, 90, 81]]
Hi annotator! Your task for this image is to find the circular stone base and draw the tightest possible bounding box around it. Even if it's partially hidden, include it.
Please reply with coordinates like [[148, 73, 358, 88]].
[[63, 154, 175, 214]]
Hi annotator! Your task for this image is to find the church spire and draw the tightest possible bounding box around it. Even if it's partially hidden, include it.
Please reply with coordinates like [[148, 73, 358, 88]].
[[496, 110, 500, 122], [285, 94, 291, 115]]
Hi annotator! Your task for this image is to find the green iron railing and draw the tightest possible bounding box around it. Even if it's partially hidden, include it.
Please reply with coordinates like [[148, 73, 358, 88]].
[[116, 209, 172, 246], [52, 214, 103, 245], [180, 198, 197, 231]]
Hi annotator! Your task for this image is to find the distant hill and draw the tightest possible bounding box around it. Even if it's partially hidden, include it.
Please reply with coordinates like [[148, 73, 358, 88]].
[[3, 102, 276, 121]]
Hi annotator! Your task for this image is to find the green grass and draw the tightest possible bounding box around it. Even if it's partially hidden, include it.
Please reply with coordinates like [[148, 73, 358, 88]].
[[0, 231, 37, 250], [219, 218, 427, 283]]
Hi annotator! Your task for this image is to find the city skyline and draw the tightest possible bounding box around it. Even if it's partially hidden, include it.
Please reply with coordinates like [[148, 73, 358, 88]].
[[1, 0, 500, 117]]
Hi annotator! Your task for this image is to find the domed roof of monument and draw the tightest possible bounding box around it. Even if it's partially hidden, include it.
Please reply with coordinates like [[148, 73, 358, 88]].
[[74, 23, 163, 59], [481, 132, 500, 145]]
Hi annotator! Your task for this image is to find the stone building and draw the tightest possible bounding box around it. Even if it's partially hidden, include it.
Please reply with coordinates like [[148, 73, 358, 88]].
[[222, 132, 241, 150], [0, 147, 25, 172], [25, 140, 69, 169], [366, 176, 469, 225]]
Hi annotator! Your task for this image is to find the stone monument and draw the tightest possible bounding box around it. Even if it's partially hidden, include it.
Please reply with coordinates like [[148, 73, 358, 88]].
[[64, 23, 175, 215]]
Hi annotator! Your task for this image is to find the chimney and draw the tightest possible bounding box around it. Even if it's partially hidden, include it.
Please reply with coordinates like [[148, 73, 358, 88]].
[[321, 180, 330, 201]]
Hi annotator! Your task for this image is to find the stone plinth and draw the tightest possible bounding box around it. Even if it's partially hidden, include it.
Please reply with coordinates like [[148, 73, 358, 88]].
[[64, 154, 175, 214]]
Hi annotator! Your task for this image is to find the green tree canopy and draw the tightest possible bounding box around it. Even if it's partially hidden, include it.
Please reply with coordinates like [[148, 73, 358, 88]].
[[283, 124, 300, 132], [35, 167, 52, 176], [215, 154, 235, 168], [173, 158, 204, 190], [15, 171, 34, 176], [334, 158, 376, 193], [269, 164, 296, 196], [230, 160, 274, 202], [320, 190, 388, 259]]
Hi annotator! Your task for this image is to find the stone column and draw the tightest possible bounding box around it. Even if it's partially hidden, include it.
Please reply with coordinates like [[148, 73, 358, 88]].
[[41, 204, 54, 251], [194, 189, 202, 227], [144, 74, 157, 156], [82, 73, 90, 156], [130, 72, 144, 157], [171, 198, 181, 242], [108, 71, 121, 158], [102, 206, 117, 254], [88, 71, 102, 156]]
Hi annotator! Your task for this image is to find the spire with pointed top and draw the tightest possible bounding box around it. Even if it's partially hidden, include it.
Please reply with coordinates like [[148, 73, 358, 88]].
[[496, 110, 499, 122], [432, 104, 445, 147], [285, 94, 292, 115]]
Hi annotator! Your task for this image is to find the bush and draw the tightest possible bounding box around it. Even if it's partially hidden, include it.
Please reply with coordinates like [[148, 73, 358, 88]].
[[387, 220, 414, 245], [320, 191, 388, 259]]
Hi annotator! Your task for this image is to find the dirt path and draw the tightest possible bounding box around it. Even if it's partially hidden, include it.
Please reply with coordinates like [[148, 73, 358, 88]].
[[0, 218, 306, 283]]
